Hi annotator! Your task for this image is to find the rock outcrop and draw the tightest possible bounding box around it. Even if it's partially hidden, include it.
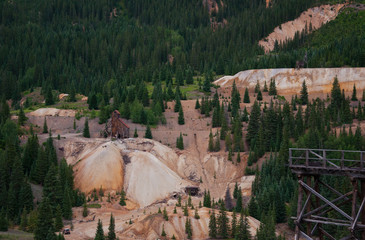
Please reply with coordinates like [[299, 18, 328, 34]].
[[214, 67, 365, 94]]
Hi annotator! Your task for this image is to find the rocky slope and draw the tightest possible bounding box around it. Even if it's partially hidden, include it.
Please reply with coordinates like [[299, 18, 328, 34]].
[[214, 67, 365, 95], [259, 4, 345, 52]]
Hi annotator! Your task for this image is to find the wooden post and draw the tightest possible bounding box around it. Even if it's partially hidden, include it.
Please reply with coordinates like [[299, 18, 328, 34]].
[[352, 179, 357, 221], [315, 176, 323, 240], [323, 150, 326, 168], [362, 180, 365, 239], [295, 175, 303, 240], [306, 176, 312, 235], [306, 150, 309, 167]]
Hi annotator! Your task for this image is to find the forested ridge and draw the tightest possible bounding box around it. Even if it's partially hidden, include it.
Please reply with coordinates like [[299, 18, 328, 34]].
[[1, 0, 365, 239], [1, 0, 362, 105]]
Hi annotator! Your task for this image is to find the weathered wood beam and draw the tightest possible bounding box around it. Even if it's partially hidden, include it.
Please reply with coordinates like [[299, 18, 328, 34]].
[[299, 180, 353, 221]]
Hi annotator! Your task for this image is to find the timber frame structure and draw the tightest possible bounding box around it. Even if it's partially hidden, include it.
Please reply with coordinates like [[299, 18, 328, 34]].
[[289, 148, 365, 240], [103, 110, 130, 138]]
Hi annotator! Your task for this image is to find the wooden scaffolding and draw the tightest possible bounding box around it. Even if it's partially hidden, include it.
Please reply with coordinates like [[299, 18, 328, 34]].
[[289, 148, 365, 240]]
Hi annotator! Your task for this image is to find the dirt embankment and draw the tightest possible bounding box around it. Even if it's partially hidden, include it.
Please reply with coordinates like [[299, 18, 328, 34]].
[[259, 4, 345, 53], [214, 67, 365, 96]]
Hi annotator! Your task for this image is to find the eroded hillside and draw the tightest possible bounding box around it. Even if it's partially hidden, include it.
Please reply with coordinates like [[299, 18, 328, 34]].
[[215, 67, 365, 95], [259, 4, 345, 52]]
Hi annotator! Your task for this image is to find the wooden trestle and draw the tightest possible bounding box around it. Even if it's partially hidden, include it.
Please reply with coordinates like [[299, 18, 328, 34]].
[[289, 148, 365, 240]]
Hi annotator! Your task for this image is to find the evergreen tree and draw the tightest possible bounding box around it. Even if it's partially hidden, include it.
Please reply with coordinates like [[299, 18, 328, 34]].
[[82, 203, 88, 217], [43, 165, 62, 212], [263, 81, 268, 92], [248, 196, 258, 219], [246, 101, 261, 144], [231, 210, 237, 238], [185, 218, 192, 239], [83, 118, 90, 138], [243, 88, 250, 103], [163, 207, 168, 221], [54, 205, 64, 231], [217, 204, 229, 238], [231, 81, 241, 118], [194, 208, 200, 219], [0, 209, 8, 231], [45, 88, 54, 106], [178, 106, 185, 125], [89, 94, 98, 110], [62, 188, 72, 220], [145, 125, 152, 139], [236, 214, 251, 240], [236, 151, 241, 163], [255, 81, 260, 93], [195, 98, 200, 109], [352, 84, 358, 101], [43, 117, 48, 133], [209, 210, 217, 238], [269, 78, 277, 96], [331, 76, 342, 110], [34, 198, 54, 240], [257, 90, 263, 101], [300, 80, 308, 105], [235, 188, 243, 213], [214, 132, 221, 152], [208, 130, 214, 152], [176, 133, 184, 150], [108, 214, 116, 240], [94, 219, 105, 240], [119, 190, 126, 206], [362, 89, 365, 101], [203, 72, 212, 92], [133, 128, 138, 137], [161, 224, 167, 237], [20, 207, 28, 231], [18, 107, 27, 126]]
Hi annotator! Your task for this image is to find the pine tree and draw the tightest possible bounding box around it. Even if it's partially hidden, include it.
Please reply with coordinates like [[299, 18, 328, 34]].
[[43, 117, 48, 133], [82, 203, 88, 217], [18, 107, 27, 126], [34, 198, 54, 240], [0, 209, 8, 231], [269, 78, 277, 96], [217, 204, 229, 238], [236, 151, 241, 163], [248, 196, 258, 219], [236, 213, 251, 240], [214, 132, 221, 152], [208, 130, 214, 152], [178, 106, 185, 125], [263, 81, 268, 92], [233, 183, 239, 199], [254, 81, 260, 93], [20, 207, 28, 231], [43, 165, 62, 212], [45, 88, 54, 106], [185, 218, 192, 239], [231, 210, 237, 238], [161, 224, 167, 237], [94, 219, 105, 240], [62, 188, 72, 220], [235, 188, 243, 213], [134, 128, 138, 137], [145, 125, 152, 139], [108, 214, 116, 240], [194, 208, 200, 219], [195, 98, 200, 109], [352, 84, 358, 101], [54, 205, 64, 231], [300, 80, 308, 105], [243, 88, 250, 103], [160, 207, 167, 221], [176, 133, 184, 150], [203, 72, 212, 92], [246, 101, 261, 144], [362, 89, 365, 101], [119, 190, 126, 206], [83, 118, 90, 138], [257, 90, 263, 101], [209, 210, 217, 238]]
